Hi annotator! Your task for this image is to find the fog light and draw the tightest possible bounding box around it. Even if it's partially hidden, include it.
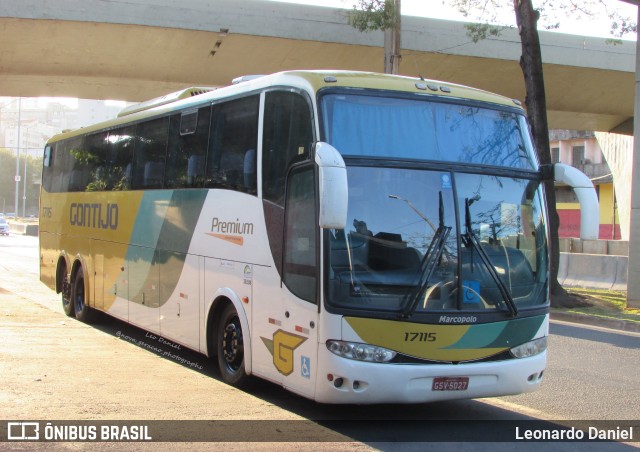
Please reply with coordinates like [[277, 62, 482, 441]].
[[334, 378, 344, 388]]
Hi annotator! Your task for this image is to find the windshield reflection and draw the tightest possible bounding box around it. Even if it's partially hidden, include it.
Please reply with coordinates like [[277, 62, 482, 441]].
[[321, 93, 536, 170], [327, 167, 548, 316]]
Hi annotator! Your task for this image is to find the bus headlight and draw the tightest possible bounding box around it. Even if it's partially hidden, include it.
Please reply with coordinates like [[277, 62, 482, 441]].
[[510, 337, 547, 359], [326, 340, 397, 363]]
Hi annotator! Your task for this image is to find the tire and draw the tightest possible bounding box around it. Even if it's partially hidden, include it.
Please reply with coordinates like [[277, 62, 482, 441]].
[[61, 270, 74, 317], [216, 303, 248, 387], [72, 267, 95, 323]]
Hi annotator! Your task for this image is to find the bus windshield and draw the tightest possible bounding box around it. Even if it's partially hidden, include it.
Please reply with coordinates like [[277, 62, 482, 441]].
[[321, 93, 548, 317], [321, 93, 536, 169]]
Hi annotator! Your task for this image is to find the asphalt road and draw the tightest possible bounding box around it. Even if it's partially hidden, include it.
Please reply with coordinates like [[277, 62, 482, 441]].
[[0, 233, 638, 451]]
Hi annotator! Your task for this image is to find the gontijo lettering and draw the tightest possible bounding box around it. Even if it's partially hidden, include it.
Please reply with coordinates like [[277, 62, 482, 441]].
[[69, 203, 118, 230]]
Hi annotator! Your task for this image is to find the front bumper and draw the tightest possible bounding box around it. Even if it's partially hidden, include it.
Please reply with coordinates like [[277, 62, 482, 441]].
[[314, 346, 546, 404]]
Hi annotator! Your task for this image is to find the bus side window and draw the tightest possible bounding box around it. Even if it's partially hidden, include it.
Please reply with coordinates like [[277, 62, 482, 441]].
[[84, 132, 109, 191], [42, 145, 54, 193], [107, 125, 136, 191], [166, 106, 211, 189], [46, 143, 63, 193], [283, 165, 317, 304], [55, 137, 84, 192], [262, 91, 313, 206], [132, 117, 169, 190], [51, 141, 68, 193], [205, 96, 259, 194]]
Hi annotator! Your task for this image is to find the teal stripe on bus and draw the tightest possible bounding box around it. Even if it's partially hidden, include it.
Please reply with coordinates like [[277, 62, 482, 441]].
[[444, 315, 546, 350], [126, 189, 209, 308]]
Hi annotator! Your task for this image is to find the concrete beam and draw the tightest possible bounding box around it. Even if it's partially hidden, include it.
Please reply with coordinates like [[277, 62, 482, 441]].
[[0, 0, 636, 132]]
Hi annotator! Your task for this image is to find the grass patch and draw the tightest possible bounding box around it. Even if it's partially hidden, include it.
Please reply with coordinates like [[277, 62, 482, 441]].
[[560, 288, 640, 324]]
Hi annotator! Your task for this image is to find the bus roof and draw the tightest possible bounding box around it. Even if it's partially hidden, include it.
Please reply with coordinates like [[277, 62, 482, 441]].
[[46, 70, 523, 145]]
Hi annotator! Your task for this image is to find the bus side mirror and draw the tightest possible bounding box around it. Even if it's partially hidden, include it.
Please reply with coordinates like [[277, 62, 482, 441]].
[[315, 142, 348, 229]]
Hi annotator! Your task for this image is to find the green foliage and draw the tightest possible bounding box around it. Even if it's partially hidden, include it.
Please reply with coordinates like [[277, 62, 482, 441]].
[[70, 147, 99, 165], [451, 0, 637, 41], [464, 23, 507, 43], [348, 0, 397, 32], [0, 147, 43, 215]]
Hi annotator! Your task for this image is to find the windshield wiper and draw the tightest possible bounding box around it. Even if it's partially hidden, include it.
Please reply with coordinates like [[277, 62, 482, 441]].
[[463, 196, 518, 317], [401, 192, 451, 319]]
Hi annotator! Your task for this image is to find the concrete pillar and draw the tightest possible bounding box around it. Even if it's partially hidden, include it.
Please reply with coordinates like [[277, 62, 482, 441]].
[[628, 5, 640, 308]]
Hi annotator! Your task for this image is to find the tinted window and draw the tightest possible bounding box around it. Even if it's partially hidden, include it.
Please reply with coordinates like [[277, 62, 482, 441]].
[[263, 91, 313, 205], [283, 166, 317, 303], [132, 117, 169, 189], [166, 107, 211, 189], [106, 126, 136, 191], [83, 132, 109, 191], [83, 127, 135, 192], [206, 96, 259, 194], [48, 137, 83, 193]]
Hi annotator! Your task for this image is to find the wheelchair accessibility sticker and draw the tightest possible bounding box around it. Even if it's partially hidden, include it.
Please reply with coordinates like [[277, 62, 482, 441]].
[[462, 280, 481, 304], [301, 356, 311, 379]]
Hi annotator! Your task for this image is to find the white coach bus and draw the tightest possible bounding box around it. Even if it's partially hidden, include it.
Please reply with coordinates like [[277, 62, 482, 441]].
[[40, 70, 550, 403]]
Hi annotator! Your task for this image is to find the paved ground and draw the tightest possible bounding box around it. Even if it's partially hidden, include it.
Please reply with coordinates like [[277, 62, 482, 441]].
[[1, 233, 638, 450], [0, 287, 372, 450]]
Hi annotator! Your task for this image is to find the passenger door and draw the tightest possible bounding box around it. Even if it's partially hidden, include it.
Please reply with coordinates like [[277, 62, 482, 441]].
[[278, 165, 319, 399]]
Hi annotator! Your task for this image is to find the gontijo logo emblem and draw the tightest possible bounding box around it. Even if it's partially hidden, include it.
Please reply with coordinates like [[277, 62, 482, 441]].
[[261, 330, 307, 376], [207, 217, 254, 246]]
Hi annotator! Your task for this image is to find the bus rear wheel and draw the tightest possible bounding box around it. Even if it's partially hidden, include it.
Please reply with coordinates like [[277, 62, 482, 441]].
[[216, 303, 248, 387], [72, 267, 94, 323], [61, 270, 74, 317]]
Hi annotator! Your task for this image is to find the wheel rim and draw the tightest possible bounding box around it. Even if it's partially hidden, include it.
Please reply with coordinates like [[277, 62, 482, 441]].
[[221, 316, 243, 373], [74, 275, 85, 313]]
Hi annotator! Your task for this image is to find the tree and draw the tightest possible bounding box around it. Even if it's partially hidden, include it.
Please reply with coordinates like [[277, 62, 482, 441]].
[[348, 0, 402, 73], [514, 0, 567, 303], [451, 0, 635, 306], [351, 0, 636, 306], [0, 148, 42, 216]]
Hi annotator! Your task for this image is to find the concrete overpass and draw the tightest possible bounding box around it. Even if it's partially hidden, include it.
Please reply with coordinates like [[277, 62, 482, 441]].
[[0, 0, 637, 133]]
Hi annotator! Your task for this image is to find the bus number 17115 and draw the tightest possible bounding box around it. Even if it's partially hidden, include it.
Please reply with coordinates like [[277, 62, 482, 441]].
[[404, 332, 437, 342]]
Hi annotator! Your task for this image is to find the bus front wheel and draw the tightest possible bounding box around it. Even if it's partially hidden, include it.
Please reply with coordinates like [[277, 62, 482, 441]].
[[216, 303, 248, 387]]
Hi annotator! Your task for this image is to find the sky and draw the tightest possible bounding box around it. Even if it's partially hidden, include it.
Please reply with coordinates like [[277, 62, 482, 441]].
[[267, 0, 638, 40]]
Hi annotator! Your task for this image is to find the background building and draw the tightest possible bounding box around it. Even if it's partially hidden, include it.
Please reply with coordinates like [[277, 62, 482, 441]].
[[550, 130, 621, 240], [0, 97, 128, 216]]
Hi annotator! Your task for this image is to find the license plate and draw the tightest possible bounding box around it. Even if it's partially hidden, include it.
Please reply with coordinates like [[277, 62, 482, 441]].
[[432, 376, 469, 391]]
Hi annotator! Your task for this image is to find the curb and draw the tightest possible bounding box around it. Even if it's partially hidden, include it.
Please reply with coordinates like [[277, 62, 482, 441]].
[[550, 310, 640, 333]]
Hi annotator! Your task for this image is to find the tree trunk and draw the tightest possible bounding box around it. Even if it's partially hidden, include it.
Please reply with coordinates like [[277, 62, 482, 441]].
[[384, 0, 401, 74], [513, 0, 569, 305]]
